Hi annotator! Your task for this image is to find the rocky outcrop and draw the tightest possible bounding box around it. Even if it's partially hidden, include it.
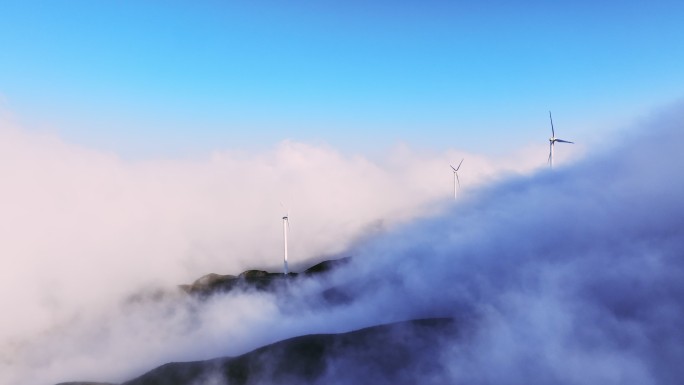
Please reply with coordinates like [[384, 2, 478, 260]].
[[303, 256, 351, 275], [179, 257, 349, 297]]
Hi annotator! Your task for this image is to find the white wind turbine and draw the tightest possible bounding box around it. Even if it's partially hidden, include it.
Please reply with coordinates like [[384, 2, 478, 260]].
[[548, 111, 574, 168], [450, 158, 464, 200], [281, 206, 290, 276]]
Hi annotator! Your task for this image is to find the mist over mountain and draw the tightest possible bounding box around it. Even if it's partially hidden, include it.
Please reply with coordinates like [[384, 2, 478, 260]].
[[3, 104, 684, 385], [57, 318, 457, 385], [341, 107, 684, 384], [0, 114, 544, 385]]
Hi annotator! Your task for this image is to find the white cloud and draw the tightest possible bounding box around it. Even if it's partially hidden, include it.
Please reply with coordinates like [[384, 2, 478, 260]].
[[0, 115, 553, 385]]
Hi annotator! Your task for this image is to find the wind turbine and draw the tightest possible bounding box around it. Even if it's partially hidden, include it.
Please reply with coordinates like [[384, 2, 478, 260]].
[[450, 158, 464, 200], [548, 111, 574, 168], [281, 208, 290, 276]]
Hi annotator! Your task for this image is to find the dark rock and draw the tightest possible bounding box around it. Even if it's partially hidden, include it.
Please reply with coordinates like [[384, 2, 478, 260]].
[[181, 258, 348, 298], [303, 256, 351, 275], [238, 270, 269, 278], [179, 273, 239, 296]]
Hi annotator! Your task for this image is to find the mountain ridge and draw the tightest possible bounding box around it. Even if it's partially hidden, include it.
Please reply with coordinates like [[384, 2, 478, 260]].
[[57, 317, 456, 385], [58, 257, 459, 385]]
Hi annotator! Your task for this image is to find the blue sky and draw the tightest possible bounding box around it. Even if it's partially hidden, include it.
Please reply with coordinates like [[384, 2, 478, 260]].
[[1, 1, 683, 157]]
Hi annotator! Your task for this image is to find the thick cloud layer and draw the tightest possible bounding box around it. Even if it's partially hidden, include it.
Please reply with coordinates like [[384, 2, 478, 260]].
[[0, 115, 547, 385], [4, 105, 680, 384], [331, 107, 684, 384]]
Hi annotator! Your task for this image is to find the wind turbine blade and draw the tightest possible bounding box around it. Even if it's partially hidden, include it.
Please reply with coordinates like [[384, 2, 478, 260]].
[[548, 142, 552, 164], [555, 139, 574, 144], [456, 172, 460, 187], [450, 165, 457, 172], [456, 158, 464, 171], [549, 111, 555, 137]]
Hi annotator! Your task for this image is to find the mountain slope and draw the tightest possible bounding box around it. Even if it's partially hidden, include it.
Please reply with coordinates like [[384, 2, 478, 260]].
[[58, 318, 457, 385]]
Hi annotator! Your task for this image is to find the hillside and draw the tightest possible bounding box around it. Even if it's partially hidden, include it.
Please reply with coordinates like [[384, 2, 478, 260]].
[[179, 257, 351, 297], [57, 318, 456, 385], [56, 257, 457, 385]]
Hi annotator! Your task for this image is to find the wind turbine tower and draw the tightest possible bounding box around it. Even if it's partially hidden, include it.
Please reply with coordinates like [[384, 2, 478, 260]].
[[282, 213, 289, 275], [548, 111, 574, 168], [450, 159, 464, 200]]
